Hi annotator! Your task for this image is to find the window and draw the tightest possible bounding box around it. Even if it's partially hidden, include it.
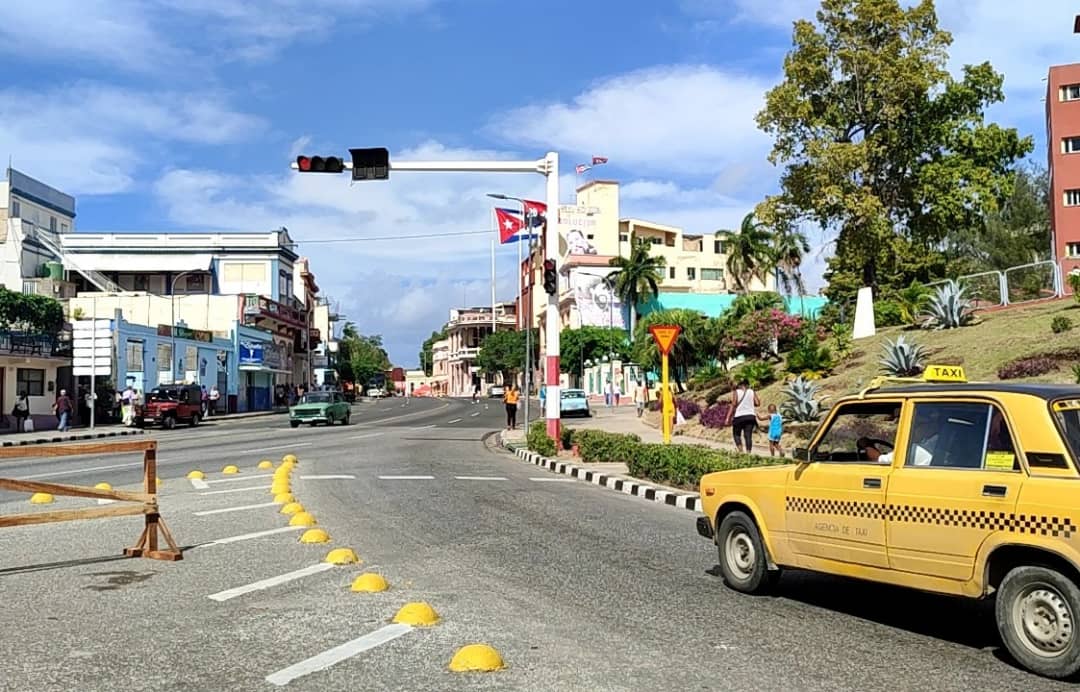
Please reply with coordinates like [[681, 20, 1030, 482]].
[[222, 262, 268, 284], [185, 345, 198, 374], [133, 275, 149, 291], [126, 340, 143, 370], [687, 267, 696, 280], [714, 239, 729, 254], [60, 222, 68, 233], [186, 274, 206, 291], [49, 216, 56, 232], [1062, 84, 1080, 101], [1068, 243, 1080, 258], [904, 402, 1017, 471], [157, 343, 173, 375], [1064, 137, 1080, 154], [10, 200, 19, 218], [619, 234, 628, 242], [16, 368, 44, 397], [1067, 190, 1080, 207], [701, 268, 724, 281], [668, 267, 676, 279], [649, 237, 662, 245], [811, 401, 902, 463]]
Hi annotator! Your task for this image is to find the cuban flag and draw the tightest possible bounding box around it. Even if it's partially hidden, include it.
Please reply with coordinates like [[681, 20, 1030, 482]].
[[495, 207, 539, 244]]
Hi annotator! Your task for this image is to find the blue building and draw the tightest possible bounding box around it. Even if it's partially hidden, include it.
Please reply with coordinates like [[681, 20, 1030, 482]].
[[637, 292, 829, 320], [234, 324, 290, 412]]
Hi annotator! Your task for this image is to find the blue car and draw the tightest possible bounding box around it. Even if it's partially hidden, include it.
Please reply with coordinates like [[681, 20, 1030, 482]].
[[560, 388, 591, 417]]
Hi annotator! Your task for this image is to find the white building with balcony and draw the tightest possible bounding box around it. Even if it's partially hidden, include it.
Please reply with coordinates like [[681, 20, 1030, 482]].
[[444, 303, 516, 397]]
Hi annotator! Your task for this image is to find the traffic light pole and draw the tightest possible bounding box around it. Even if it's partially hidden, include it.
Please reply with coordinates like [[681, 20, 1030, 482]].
[[293, 151, 562, 443]]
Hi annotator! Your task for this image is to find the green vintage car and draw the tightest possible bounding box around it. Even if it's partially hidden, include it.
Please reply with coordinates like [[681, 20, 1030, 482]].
[[289, 391, 352, 427]]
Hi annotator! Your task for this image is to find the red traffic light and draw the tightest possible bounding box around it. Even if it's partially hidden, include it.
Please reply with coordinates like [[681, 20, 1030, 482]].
[[295, 155, 344, 173], [297, 156, 312, 171], [543, 259, 556, 271]]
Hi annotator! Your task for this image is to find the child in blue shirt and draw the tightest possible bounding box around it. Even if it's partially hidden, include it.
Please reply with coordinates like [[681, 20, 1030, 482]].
[[758, 403, 784, 457]]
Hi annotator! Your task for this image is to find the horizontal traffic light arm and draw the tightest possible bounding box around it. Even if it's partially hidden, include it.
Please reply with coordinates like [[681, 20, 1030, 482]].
[[290, 158, 548, 173]]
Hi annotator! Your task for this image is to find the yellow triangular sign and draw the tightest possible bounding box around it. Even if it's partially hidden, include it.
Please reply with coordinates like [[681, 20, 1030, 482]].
[[649, 325, 681, 356]]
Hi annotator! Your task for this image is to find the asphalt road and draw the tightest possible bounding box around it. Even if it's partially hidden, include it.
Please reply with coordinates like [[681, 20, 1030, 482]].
[[0, 398, 1074, 691]]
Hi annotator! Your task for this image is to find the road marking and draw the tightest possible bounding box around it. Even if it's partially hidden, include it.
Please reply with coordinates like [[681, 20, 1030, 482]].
[[209, 526, 304, 545], [189, 478, 210, 490], [206, 473, 273, 484], [237, 442, 312, 454], [298, 474, 355, 480], [19, 461, 143, 480], [349, 433, 383, 440], [194, 501, 278, 517], [97, 499, 116, 505], [470, 412, 480, 417], [265, 624, 413, 686], [377, 475, 434, 480], [208, 563, 336, 602], [410, 424, 435, 430], [200, 485, 271, 495], [455, 476, 507, 481], [446, 418, 462, 424], [529, 477, 576, 483]]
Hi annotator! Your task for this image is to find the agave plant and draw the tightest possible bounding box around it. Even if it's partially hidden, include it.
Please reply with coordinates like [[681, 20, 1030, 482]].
[[921, 281, 975, 330], [879, 335, 928, 377], [780, 375, 825, 422]]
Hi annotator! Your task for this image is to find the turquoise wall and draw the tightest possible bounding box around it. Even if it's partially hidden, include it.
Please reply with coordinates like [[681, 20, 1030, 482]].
[[638, 292, 828, 319]]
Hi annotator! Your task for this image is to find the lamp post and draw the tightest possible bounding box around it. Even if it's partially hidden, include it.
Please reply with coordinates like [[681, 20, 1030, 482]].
[[584, 358, 592, 394], [604, 276, 617, 409], [169, 271, 197, 384]]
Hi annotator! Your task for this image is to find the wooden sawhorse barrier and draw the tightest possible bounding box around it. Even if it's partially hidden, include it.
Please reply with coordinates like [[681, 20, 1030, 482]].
[[0, 439, 181, 561]]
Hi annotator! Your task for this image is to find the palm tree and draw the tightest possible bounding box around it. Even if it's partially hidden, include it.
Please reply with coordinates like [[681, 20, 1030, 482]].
[[607, 237, 666, 337], [772, 227, 811, 312], [715, 212, 775, 293]]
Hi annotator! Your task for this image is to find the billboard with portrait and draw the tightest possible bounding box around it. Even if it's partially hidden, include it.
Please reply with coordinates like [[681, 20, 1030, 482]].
[[570, 266, 625, 329]]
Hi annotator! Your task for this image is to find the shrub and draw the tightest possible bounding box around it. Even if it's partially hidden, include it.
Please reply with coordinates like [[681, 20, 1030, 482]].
[[689, 363, 724, 389], [830, 323, 853, 358], [734, 360, 777, 390], [896, 280, 933, 326], [879, 335, 928, 377], [560, 426, 576, 451], [675, 398, 701, 419], [700, 401, 732, 429], [786, 338, 834, 376], [574, 429, 641, 464], [627, 442, 789, 488], [921, 281, 976, 330], [873, 299, 905, 328], [526, 420, 557, 457], [704, 382, 731, 406], [780, 376, 826, 422], [1070, 270, 1080, 304], [997, 356, 1058, 380], [1052, 315, 1073, 334], [724, 309, 804, 359]]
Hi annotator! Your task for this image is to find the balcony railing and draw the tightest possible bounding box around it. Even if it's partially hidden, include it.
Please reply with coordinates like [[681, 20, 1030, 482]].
[[0, 330, 70, 358], [449, 346, 481, 361], [243, 294, 306, 329]]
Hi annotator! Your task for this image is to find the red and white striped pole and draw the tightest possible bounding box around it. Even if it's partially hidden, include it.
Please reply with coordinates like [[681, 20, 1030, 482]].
[[543, 152, 561, 442]]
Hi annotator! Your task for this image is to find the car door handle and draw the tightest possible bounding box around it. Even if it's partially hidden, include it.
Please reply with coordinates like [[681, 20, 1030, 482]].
[[863, 477, 882, 489], [982, 484, 1008, 498]]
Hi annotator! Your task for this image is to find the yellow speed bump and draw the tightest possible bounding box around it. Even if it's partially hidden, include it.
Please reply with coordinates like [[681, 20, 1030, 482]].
[[273, 468, 292, 481], [449, 644, 506, 672], [351, 573, 389, 593], [392, 602, 440, 627], [222, 465, 239, 475], [324, 548, 360, 565], [272, 492, 295, 504], [282, 454, 298, 465], [280, 502, 304, 515], [94, 482, 112, 490], [29, 492, 54, 504], [299, 528, 330, 543], [187, 470, 205, 480], [270, 482, 291, 495], [156, 478, 163, 487], [288, 511, 317, 527], [257, 460, 274, 470]]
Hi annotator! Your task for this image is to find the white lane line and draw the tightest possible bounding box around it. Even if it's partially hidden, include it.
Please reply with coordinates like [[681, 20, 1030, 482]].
[[208, 563, 336, 602], [199, 485, 271, 495], [349, 433, 383, 440], [97, 499, 116, 505], [446, 418, 462, 424], [189, 478, 210, 490], [410, 424, 435, 430], [529, 477, 576, 483], [455, 476, 508, 481], [377, 475, 434, 480], [205, 473, 273, 485], [469, 412, 480, 417], [298, 474, 355, 480], [237, 442, 311, 454], [209, 526, 304, 545], [266, 624, 413, 686], [20, 461, 143, 480], [194, 502, 278, 517]]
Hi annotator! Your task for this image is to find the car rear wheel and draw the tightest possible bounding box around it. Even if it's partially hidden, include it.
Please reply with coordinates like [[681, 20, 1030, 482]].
[[996, 565, 1080, 679], [290, 421, 299, 428], [163, 416, 176, 430], [190, 413, 200, 427], [717, 510, 777, 595]]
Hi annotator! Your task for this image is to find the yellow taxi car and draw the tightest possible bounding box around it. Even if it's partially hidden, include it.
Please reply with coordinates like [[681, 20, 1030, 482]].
[[696, 365, 1080, 679]]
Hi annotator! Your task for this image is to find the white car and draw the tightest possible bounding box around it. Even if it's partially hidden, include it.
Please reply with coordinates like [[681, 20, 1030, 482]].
[[488, 385, 506, 398]]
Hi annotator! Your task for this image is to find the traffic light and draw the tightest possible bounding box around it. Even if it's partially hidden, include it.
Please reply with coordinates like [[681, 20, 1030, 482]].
[[543, 259, 558, 296], [296, 155, 345, 173], [349, 147, 390, 181]]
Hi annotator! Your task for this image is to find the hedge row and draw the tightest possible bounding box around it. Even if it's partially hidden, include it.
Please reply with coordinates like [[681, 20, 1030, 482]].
[[522, 423, 788, 489]]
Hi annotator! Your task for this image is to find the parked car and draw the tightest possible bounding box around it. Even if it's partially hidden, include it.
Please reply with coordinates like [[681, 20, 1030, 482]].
[[488, 385, 506, 398], [137, 384, 203, 429], [559, 388, 590, 417], [289, 390, 351, 427]]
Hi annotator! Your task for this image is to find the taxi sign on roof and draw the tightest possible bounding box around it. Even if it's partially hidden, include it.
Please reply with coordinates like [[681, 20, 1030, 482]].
[[649, 325, 681, 356], [922, 364, 966, 383]]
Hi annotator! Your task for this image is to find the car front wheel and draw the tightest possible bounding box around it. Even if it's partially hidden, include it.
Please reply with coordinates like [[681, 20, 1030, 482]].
[[717, 510, 777, 595], [996, 565, 1080, 679], [290, 421, 300, 428]]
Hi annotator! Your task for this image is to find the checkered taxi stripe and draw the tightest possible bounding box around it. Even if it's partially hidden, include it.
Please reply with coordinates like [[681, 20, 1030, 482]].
[[785, 496, 1076, 539]]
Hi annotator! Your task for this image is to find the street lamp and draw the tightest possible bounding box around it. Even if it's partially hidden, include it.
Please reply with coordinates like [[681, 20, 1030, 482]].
[[169, 271, 198, 384], [603, 276, 618, 409]]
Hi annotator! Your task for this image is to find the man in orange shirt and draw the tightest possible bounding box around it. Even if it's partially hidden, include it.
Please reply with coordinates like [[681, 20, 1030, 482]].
[[503, 385, 520, 430]]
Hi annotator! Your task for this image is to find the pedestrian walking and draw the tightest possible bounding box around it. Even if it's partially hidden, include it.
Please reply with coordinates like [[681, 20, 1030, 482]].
[[12, 390, 29, 432], [209, 385, 220, 416], [633, 379, 648, 417], [726, 379, 761, 453], [759, 403, 784, 457], [614, 381, 622, 406], [53, 389, 73, 432], [503, 384, 520, 430]]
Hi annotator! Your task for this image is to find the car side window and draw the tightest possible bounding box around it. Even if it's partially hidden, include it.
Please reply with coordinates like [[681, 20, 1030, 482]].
[[904, 401, 1018, 471], [811, 401, 902, 464]]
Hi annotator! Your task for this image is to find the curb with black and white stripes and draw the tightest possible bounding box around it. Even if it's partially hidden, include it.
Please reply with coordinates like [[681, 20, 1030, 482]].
[[506, 443, 701, 513], [1, 428, 147, 448]]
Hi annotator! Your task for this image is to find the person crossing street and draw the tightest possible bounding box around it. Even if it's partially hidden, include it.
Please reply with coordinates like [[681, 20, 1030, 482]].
[[503, 384, 520, 430]]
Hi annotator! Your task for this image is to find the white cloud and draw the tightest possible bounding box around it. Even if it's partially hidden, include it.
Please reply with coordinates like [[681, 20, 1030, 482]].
[[487, 65, 774, 176]]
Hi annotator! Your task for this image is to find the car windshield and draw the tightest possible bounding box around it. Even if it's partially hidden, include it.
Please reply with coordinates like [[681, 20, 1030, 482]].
[[148, 389, 179, 401], [562, 390, 585, 399], [301, 393, 332, 404], [1051, 398, 1080, 464]]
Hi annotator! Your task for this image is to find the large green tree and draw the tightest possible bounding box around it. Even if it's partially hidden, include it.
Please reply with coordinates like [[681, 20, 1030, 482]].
[[756, 0, 1033, 303], [607, 237, 666, 337], [715, 213, 776, 293], [476, 329, 538, 383], [337, 322, 391, 386], [559, 326, 631, 378]]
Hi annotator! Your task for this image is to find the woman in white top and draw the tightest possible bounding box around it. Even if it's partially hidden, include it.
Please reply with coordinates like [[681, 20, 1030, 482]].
[[727, 378, 761, 453]]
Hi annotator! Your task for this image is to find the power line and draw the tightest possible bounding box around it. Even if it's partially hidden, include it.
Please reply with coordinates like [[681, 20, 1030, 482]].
[[296, 228, 497, 244]]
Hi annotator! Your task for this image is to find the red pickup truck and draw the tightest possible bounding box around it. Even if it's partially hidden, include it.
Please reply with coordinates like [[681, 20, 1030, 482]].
[[136, 384, 203, 429]]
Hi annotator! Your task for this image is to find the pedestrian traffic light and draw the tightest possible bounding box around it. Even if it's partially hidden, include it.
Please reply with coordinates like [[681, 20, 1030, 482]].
[[349, 147, 390, 181], [296, 155, 345, 173], [543, 259, 557, 295]]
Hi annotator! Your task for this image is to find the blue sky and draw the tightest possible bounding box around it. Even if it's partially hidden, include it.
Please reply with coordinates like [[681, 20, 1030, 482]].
[[0, 0, 1073, 366]]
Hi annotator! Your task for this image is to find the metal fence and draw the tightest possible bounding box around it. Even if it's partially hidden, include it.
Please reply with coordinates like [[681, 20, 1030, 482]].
[[927, 259, 1062, 309]]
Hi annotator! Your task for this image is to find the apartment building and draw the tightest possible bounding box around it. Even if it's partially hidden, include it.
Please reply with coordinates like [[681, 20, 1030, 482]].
[[443, 303, 516, 397], [1048, 63, 1080, 277]]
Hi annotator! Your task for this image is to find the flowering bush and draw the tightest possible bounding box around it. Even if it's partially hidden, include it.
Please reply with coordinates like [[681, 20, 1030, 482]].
[[724, 309, 804, 359], [676, 398, 701, 419], [700, 401, 732, 429], [997, 357, 1058, 380]]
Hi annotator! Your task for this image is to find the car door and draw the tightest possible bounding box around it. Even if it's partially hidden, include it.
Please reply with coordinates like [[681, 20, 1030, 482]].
[[885, 399, 1023, 581], [785, 399, 903, 570], [333, 393, 347, 419]]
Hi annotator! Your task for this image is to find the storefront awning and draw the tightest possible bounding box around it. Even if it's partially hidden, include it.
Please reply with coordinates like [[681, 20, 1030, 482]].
[[63, 253, 214, 273]]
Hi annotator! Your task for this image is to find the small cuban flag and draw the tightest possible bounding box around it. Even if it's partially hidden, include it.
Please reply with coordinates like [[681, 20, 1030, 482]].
[[495, 207, 539, 244]]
